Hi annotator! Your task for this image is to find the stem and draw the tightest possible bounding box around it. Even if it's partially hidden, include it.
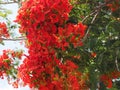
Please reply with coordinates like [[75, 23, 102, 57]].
[[0, 1, 19, 4], [82, 0, 115, 42], [82, 11, 99, 42], [82, 11, 97, 23], [115, 49, 120, 71], [0, 2, 18, 4], [82, 0, 115, 23], [0, 38, 26, 41]]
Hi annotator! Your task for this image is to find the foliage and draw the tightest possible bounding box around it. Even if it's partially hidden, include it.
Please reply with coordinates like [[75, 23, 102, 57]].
[[0, 0, 120, 90]]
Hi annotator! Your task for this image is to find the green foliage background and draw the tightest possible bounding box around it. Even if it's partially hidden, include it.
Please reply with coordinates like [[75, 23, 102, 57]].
[[69, 0, 120, 89], [0, 0, 120, 90]]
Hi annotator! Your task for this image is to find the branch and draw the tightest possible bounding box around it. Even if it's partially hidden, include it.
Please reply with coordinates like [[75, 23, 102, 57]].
[[0, 38, 27, 41], [82, 11, 97, 23], [81, 0, 115, 42], [82, 11, 99, 42], [0, 1, 19, 4], [82, 0, 115, 23], [115, 49, 120, 71]]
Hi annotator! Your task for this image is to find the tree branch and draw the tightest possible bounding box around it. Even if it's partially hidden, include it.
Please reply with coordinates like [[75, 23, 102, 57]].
[[82, 0, 115, 42], [82, 0, 115, 23], [82, 11, 99, 42], [115, 49, 120, 71], [82, 11, 97, 23], [0, 38, 26, 41], [0, 1, 19, 4]]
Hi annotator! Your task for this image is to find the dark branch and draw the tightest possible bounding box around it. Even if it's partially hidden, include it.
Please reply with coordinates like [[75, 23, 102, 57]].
[[82, 10, 99, 42], [0, 1, 19, 4], [82, 0, 115, 23], [115, 49, 120, 71], [82, 0, 115, 42], [0, 38, 26, 41]]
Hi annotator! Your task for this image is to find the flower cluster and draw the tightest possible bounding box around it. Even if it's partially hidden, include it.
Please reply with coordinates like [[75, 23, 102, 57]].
[[0, 49, 23, 88], [16, 0, 87, 89], [0, 22, 9, 39], [100, 71, 120, 89], [106, 0, 120, 12], [0, 50, 12, 79]]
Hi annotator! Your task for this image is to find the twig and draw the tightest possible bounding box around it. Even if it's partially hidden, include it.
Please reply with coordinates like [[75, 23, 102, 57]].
[[82, 11, 97, 23], [0, 38, 26, 41], [82, 0, 115, 42], [115, 49, 120, 71], [0, 1, 19, 4], [82, 11, 99, 42], [82, 0, 115, 23], [0, 2, 18, 4]]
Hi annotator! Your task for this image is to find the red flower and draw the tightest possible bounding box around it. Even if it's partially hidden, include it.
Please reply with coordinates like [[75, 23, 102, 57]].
[[16, 0, 86, 89], [100, 74, 112, 88], [39, 85, 49, 90], [91, 52, 97, 58], [0, 22, 9, 38], [106, 0, 120, 12]]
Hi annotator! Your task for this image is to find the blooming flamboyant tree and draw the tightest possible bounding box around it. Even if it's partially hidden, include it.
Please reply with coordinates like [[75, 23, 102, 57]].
[[0, 0, 120, 90]]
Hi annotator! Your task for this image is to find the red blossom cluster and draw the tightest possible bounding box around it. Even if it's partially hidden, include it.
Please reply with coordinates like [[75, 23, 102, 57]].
[[16, 0, 87, 89], [106, 0, 120, 12], [0, 49, 23, 88], [0, 22, 9, 39], [0, 50, 12, 79], [100, 71, 120, 89], [11, 50, 23, 59]]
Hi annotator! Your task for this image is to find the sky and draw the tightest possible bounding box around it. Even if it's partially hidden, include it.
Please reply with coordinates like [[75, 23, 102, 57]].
[[0, 2, 29, 90]]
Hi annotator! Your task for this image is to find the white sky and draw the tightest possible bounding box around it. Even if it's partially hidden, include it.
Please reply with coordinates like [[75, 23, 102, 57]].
[[0, 3, 29, 90]]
